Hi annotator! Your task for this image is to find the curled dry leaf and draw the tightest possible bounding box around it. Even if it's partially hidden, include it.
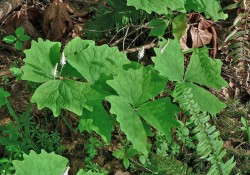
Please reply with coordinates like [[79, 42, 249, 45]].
[[180, 13, 217, 57], [190, 19, 213, 48], [43, 0, 73, 41]]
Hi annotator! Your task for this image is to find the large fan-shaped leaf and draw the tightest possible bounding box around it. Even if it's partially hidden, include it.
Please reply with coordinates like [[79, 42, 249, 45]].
[[21, 39, 60, 82], [31, 80, 103, 117], [127, 0, 185, 14], [148, 18, 169, 37], [106, 67, 179, 155], [184, 47, 228, 90], [106, 95, 148, 155], [106, 67, 167, 106], [152, 39, 184, 81], [173, 82, 226, 115], [13, 150, 68, 175], [78, 105, 112, 143], [138, 98, 179, 141], [185, 0, 228, 21], [21, 38, 82, 83], [64, 37, 130, 82]]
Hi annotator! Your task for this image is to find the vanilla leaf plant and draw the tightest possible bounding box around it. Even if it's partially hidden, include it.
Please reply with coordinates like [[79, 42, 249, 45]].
[[20, 37, 180, 152]]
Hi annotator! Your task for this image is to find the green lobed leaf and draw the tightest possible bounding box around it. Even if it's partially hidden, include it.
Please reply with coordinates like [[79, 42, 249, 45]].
[[106, 95, 148, 155], [78, 105, 112, 143], [172, 13, 187, 40], [13, 150, 68, 175], [0, 88, 10, 108], [127, 0, 185, 14], [152, 39, 184, 81], [14, 40, 23, 51], [138, 98, 179, 142], [31, 80, 103, 117], [184, 47, 228, 90], [9, 67, 22, 80], [106, 67, 167, 106], [64, 37, 130, 82], [18, 35, 30, 42], [173, 82, 226, 115], [3, 35, 16, 43], [21, 38, 60, 82], [21, 38, 82, 83], [15, 26, 25, 38], [185, 0, 228, 21], [148, 18, 169, 37]]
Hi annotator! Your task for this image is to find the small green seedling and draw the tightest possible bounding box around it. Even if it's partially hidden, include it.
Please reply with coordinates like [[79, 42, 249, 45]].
[[3, 26, 30, 51], [112, 146, 138, 169], [241, 117, 250, 144]]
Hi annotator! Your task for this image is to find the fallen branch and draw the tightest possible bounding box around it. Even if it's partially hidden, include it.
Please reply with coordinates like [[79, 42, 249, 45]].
[[124, 42, 158, 53]]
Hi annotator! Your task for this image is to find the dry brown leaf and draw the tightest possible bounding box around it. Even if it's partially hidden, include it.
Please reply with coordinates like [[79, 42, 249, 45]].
[[43, 0, 73, 41], [72, 23, 83, 38], [190, 26, 212, 48], [2, 8, 41, 39], [180, 13, 217, 57]]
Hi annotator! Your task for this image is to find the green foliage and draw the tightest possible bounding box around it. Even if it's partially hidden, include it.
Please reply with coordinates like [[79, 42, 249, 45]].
[[152, 38, 235, 174], [9, 67, 23, 80], [78, 105, 112, 143], [241, 117, 250, 144], [106, 67, 179, 154], [31, 80, 103, 117], [173, 87, 235, 175], [223, 11, 250, 61], [112, 145, 138, 169], [84, 137, 104, 172], [12, 150, 69, 175], [174, 82, 226, 115], [3, 26, 30, 51], [84, 0, 148, 39], [148, 18, 169, 37], [64, 37, 130, 82], [185, 0, 228, 21], [153, 39, 226, 115], [149, 153, 195, 175], [0, 88, 10, 108], [35, 130, 65, 154], [172, 13, 187, 40], [152, 39, 184, 81], [127, 0, 186, 14], [184, 47, 228, 90], [21, 39, 61, 82], [176, 121, 195, 149]]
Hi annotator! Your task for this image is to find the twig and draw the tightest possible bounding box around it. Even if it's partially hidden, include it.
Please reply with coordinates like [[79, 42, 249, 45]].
[[0, 70, 11, 77], [108, 26, 127, 45], [124, 41, 158, 53], [122, 26, 130, 52]]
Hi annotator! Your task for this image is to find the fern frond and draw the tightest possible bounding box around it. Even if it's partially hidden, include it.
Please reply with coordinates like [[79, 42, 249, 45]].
[[223, 8, 250, 61], [150, 153, 195, 175], [174, 86, 236, 175], [84, 0, 150, 39]]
